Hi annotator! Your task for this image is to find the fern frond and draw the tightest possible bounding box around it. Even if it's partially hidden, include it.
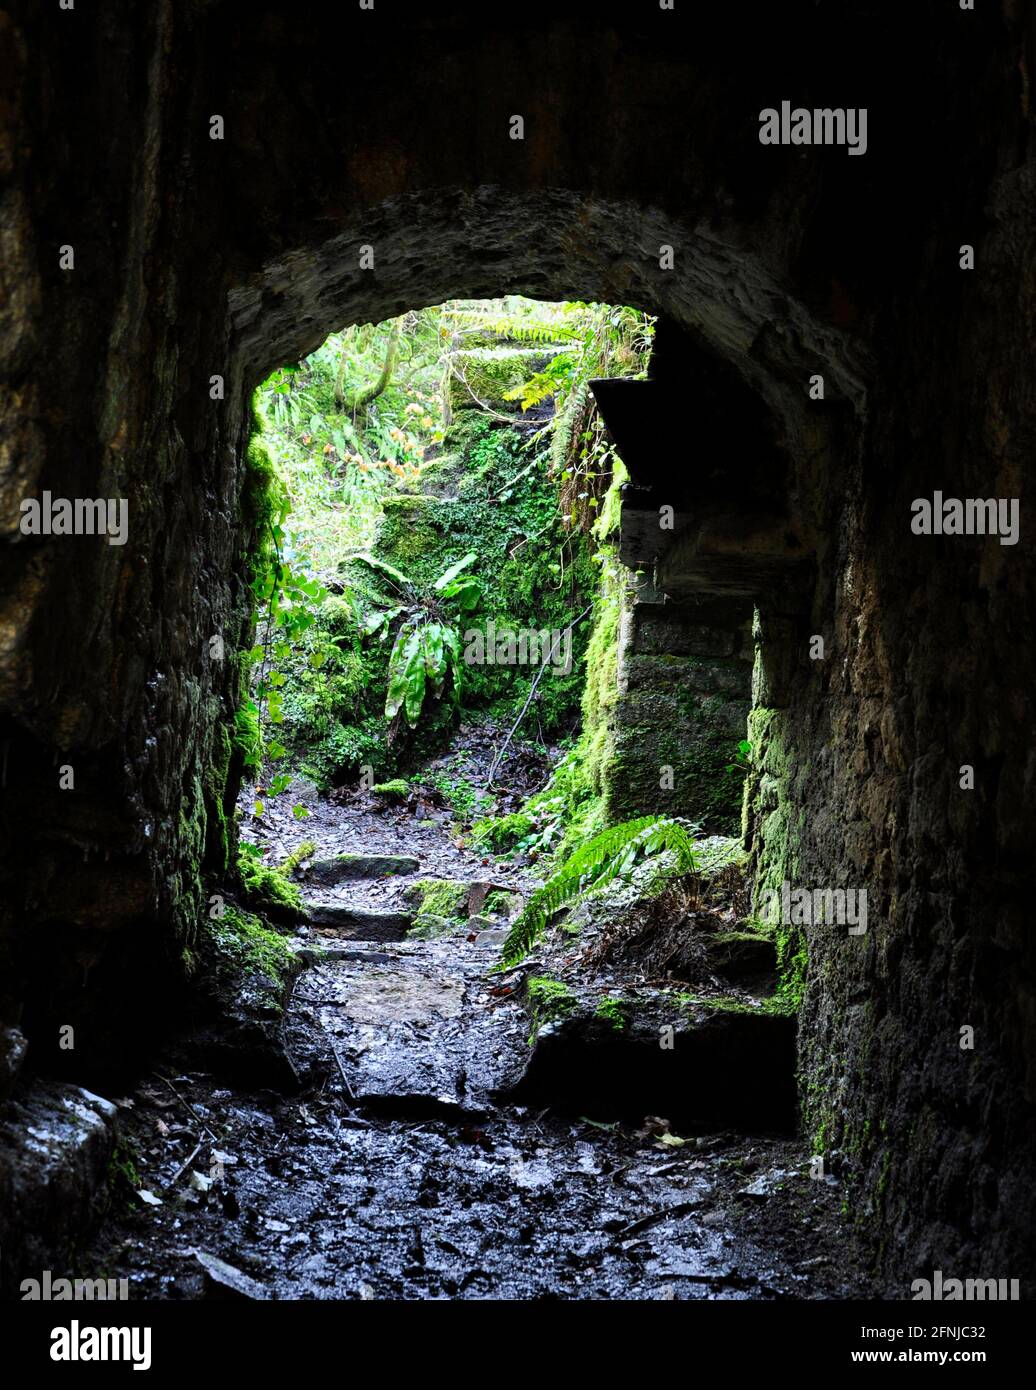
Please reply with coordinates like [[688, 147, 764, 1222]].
[[500, 816, 699, 967]]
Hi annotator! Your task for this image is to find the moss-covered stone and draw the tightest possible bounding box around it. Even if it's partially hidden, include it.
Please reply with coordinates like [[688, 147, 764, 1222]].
[[526, 976, 578, 1041], [408, 913, 461, 940], [237, 849, 305, 923], [372, 779, 410, 799], [403, 878, 470, 921], [200, 905, 299, 1016], [594, 995, 630, 1031], [306, 853, 420, 884], [447, 346, 566, 413]]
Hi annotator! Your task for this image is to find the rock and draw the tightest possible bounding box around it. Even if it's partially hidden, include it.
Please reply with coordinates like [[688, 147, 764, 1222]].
[[193, 1249, 269, 1300], [304, 854, 420, 885], [508, 1002, 797, 1132], [305, 905, 414, 941], [0, 1026, 28, 1098], [407, 913, 460, 940], [0, 1082, 118, 1298], [705, 931, 776, 982]]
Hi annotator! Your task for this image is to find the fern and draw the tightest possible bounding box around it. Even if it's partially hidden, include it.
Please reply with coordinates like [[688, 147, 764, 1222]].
[[500, 816, 700, 967]]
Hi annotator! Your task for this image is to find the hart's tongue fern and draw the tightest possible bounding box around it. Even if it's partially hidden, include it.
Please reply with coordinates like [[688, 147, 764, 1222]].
[[500, 816, 700, 967]]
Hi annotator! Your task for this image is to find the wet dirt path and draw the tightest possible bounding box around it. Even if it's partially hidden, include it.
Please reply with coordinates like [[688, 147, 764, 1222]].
[[86, 735, 873, 1299]]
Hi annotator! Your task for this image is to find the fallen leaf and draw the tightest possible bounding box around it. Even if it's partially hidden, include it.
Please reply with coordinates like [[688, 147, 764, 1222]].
[[657, 1132, 686, 1149]]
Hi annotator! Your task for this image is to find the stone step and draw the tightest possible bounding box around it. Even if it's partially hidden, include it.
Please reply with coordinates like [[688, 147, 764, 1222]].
[[303, 853, 421, 886], [303, 903, 414, 941], [299, 952, 528, 1116]]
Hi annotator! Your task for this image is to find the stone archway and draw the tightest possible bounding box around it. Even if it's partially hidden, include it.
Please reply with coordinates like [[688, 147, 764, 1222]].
[[2, 0, 1033, 1290]]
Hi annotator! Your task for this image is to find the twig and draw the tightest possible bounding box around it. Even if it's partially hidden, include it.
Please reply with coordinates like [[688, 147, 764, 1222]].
[[167, 1140, 204, 1189], [329, 1043, 357, 1105], [155, 1074, 219, 1142], [485, 605, 593, 787], [611, 1199, 701, 1241]]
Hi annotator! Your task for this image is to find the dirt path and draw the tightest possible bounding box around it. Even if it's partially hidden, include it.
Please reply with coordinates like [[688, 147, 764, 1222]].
[[83, 733, 874, 1299]]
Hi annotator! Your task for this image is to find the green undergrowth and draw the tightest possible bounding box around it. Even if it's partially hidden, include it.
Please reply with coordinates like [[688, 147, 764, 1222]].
[[237, 843, 305, 921], [196, 905, 298, 1012], [526, 976, 577, 1043], [672, 991, 797, 1018], [275, 414, 594, 790]]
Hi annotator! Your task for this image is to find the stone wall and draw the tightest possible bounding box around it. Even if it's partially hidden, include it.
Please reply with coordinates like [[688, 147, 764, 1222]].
[[1, 0, 1033, 1290], [606, 587, 752, 833]]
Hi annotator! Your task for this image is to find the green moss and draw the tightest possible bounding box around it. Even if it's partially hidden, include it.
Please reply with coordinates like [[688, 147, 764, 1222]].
[[674, 992, 797, 1018], [237, 848, 304, 921], [242, 394, 288, 544], [233, 701, 263, 773], [408, 913, 460, 940], [744, 704, 808, 1009], [201, 721, 234, 875], [405, 878, 470, 921], [277, 840, 316, 876], [204, 905, 296, 993], [526, 976, 577, 1041], [483, 888, 520, 918], [106, 1136, 141, 1195], [372, 778, 410, 798], [595, 995, 630, 1031]]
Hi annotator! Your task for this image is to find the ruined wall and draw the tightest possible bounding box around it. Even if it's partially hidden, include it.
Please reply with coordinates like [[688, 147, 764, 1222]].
[[1, 0, 1034, 1291], [607, 589, 752, 833]]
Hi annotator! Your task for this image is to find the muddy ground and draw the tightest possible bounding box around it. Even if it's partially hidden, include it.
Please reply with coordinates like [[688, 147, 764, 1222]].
[[84, 726, 876, 1300]]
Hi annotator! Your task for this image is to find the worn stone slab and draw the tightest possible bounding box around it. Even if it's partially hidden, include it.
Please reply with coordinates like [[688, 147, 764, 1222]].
[[193, 1249, 270, 1300], [304, 853, 420, 885], [305, 904, 414, 941], [299, 944, 527, 1115]]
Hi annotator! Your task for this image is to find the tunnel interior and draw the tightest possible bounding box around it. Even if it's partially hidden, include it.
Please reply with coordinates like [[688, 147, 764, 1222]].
[[0, 0, 1033, 1307]]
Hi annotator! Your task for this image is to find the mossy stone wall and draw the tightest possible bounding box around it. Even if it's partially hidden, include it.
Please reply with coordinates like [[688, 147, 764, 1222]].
[[604, 590, 752, 833]]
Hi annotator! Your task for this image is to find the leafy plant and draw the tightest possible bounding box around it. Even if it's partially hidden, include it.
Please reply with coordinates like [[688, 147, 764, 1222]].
[[726, 738, 753, 773], [500, 815, 700, 966], [356, 552, 483, 730]]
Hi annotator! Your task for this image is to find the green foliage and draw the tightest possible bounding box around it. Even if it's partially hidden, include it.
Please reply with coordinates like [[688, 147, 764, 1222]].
[[526, 976, 577, 1021], [471, 810, 535, 853], [204, 905, 296, 999], [725, 739, 753, 773], [500, 815, 701, 966], [412, 761, 487, 824], [237, 842, 304, 921], [375, 554, 478, 729], [595, 995, 630, 1031], [247, 297, 651, 792]]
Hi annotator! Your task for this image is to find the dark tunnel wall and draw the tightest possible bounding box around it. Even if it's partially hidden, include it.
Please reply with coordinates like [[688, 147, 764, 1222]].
[[1, 0, 1033, 1286]]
